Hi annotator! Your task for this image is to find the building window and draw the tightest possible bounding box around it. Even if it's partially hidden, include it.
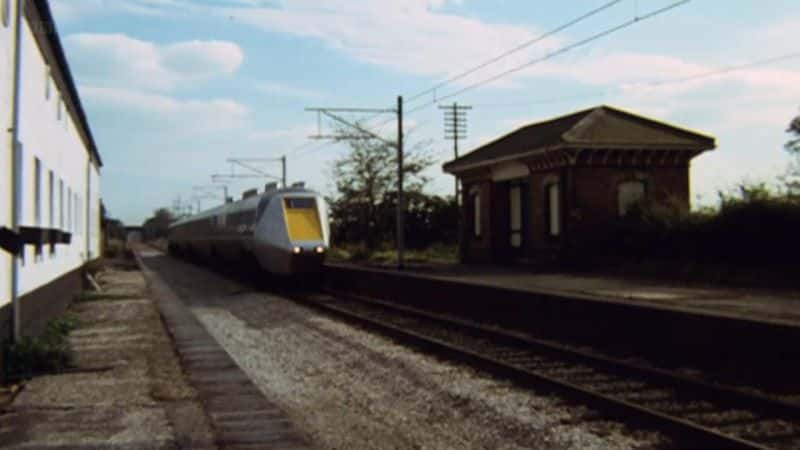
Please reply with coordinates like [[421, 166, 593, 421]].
[[1, 0, 9, 28], [59, 179, 64, 229], [473, 193, 481, 237], [45, 68, 51, 100], [34, 158, 42, 225], [509, 185, 522, 248], [48, 170, 54, 227], [546, 183, 561, 237], [67, 187, 72, 231], [618, 180, 646, 217], [75, 194, 80, 235]]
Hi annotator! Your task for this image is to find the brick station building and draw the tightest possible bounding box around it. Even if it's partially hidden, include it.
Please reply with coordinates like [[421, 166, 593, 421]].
[[442, 105, 716, 264]]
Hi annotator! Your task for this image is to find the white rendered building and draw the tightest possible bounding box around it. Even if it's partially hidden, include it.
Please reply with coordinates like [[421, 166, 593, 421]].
[[1, 0, 102, 340]]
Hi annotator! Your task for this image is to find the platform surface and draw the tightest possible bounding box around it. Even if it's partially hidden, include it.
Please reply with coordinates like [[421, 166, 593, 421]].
[[339, 263, 800, 326]]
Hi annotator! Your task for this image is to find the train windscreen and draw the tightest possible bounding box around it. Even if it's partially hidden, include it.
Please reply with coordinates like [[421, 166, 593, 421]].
[[283, 197, 322, 241]]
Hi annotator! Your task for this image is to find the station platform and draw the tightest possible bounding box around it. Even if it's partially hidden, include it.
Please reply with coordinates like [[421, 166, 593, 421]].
[[323, 263, 800, 379], [378, 264, 800, 326]]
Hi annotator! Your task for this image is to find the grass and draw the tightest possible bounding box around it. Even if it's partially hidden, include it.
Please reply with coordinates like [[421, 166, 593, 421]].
[[329, 242, 458, 265], [3, 315, 79, 379]]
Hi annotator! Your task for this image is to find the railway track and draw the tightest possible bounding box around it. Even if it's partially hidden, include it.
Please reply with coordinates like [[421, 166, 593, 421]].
[[287, 288, 800, 450]]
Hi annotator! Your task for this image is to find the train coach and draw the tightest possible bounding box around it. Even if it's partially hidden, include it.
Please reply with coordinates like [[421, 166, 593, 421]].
[[168, 182, 330, 275]]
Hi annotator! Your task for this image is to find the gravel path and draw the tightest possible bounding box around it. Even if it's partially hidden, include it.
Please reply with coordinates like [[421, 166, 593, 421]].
[[191, 291, 666, 449]]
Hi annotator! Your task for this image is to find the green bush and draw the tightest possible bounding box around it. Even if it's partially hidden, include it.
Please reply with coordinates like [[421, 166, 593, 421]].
[[3, 315, 78, 378], [569, 185, 800, 271], [104, 238, 125, 258]]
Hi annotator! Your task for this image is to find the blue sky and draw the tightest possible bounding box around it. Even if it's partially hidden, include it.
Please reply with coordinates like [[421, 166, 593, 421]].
[[50, 0, 800, 225]]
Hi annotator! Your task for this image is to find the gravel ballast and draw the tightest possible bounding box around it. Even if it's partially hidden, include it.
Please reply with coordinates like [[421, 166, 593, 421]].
[[191, 291, 666, 449]]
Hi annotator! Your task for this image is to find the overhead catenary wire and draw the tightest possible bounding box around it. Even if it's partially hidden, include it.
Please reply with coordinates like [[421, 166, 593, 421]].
[[469, 50, 800, 109], [348, 0, 631, 139], [406, 0, 691, 116], [405, 0, 625, 104]]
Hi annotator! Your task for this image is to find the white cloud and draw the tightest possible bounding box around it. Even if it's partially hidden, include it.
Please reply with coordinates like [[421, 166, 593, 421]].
[[256, 82, 321, 99], [81, 86, 250, 132], [64, 33, 244, 91], [221, 0, 559, 84]]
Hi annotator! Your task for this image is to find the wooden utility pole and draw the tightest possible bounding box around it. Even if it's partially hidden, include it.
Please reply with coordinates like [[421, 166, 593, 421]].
[[397, 96, 405, 269], [440, 103, 471, 202]]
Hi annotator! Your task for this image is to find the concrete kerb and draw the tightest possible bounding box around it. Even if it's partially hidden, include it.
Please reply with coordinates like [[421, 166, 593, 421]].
[[133, 248, 311, 450]]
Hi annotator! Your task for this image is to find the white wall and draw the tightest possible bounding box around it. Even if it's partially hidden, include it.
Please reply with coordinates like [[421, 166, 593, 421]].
[[1, 0, 18, 311], [6, 5, 101, 298]]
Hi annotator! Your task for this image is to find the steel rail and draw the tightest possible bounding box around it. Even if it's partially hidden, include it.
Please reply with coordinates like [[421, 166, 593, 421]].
[[287, 289, 799, 450]]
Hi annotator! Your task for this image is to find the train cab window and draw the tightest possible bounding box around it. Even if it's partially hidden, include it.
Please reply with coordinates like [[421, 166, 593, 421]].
[[284, 198, 315, 209], [257, 197, 271, 221]]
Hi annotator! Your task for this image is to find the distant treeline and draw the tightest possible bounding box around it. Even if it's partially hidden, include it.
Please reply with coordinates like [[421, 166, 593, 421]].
[[328, 191, 458, 251]]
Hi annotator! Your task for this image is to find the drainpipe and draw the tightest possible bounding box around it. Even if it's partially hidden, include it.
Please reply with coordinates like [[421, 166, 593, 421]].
[[8, 0, 24, 342], [85, 157, 90, 260]]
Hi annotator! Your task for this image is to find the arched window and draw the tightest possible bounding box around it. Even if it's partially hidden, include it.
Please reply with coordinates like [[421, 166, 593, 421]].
[[618, 180, 646, 217], [473, 193, 481, 237], [545, 183, 560, 237]]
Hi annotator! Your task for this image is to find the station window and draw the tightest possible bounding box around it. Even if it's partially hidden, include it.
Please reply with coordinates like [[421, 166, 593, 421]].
[[545, 183, 561, 237], [34, 158, 42, 225], [473, 193, 481, 237], [618, 180, 646, 217]]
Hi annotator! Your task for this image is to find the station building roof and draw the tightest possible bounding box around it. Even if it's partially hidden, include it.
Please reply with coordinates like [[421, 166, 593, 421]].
[[443, 105, 715, 174], [27, 0, 102, 168]]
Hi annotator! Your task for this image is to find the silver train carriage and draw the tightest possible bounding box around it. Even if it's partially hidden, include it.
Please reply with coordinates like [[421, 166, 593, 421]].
[[168, 184, 330, 275]]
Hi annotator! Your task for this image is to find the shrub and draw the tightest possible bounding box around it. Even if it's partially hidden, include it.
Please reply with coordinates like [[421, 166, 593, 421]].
[[3, 315, 78, 378], [569, 185, 800, 271]]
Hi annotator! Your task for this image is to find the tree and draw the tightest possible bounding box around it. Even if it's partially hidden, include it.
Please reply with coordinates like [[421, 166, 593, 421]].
[[329, 128, 435, 250], [141, 208, 175, 241], [787, 108, 800, 155], [785, 109, 800, 195]]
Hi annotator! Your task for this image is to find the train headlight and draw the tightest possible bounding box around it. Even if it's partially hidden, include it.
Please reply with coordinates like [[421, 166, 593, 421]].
[[315, 246, 325, 254], [292, 246, 302, 254]]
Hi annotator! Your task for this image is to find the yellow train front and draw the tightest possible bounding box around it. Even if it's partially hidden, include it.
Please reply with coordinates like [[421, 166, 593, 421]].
[[168, 183, 330, 275]]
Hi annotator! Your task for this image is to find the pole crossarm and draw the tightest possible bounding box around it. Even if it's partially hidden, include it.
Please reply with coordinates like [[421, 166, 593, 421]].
[[305, 99, 406, 269], [305, 107, 396, 114], [221, 156, 287, 187], [211, 173, 282, 181], [310, 109, 397, 146]]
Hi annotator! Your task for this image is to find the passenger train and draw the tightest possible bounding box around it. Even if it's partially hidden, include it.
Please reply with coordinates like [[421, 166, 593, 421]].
[[167, 182, 329, 275]]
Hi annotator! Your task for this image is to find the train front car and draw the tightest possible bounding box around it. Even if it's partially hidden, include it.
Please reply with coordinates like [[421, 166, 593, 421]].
[[254, 187, 329, 275]]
